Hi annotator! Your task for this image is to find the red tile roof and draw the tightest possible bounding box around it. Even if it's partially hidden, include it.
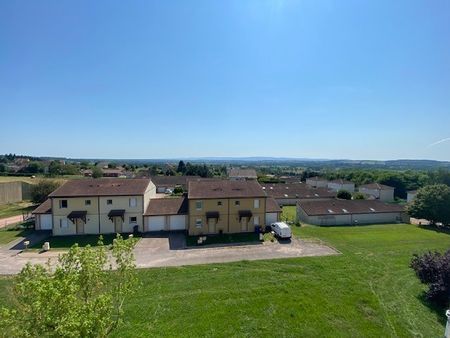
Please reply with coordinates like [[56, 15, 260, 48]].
[[144, 197, 188, 216], [298, 199, 405, 216], [188, 180, 266, 199], [32, 199, 52, 214]]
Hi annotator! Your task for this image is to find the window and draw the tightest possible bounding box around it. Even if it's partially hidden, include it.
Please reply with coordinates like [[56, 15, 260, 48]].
[[235, 200, 240, 206], [129, 197, 137, 208], [107, 199, 113, 205], [85, 200, 91, 206], [130, 217, 137, 223], [253, 216, 260, 225], [60, 218, 68, 228], [217, 201, 222, 206], [59, 200, 68, 208], [254, 199, 260, 208], [195, 218, 202, 228], [195, 201, 203, 210]]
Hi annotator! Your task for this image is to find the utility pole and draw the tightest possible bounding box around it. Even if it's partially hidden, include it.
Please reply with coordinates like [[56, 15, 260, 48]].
[[445, 310, 450, 338]]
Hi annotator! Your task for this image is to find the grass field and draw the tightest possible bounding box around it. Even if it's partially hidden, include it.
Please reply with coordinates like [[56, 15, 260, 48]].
[[1, 223, 449, 337], [281, 205, 297, 222], [0, 175, 82, 185], [0, 225, 33, 245], [0, 201, 35, 219]]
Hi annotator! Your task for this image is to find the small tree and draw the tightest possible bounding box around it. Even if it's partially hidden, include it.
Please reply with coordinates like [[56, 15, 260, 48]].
[[336, 190, 352, 200], [353, 192, 366, 200], [410, 249, 450, 307], [177, 160, 186, 174], [92, 166, 103, 178], [407, 184, 450, 225], [0, 235, 138, 337], [31, 180, 61, 204]]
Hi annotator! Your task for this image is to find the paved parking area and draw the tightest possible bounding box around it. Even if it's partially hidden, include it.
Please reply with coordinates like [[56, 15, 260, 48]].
[[133, 233, 339, 268], [0, 233, 339, 274]]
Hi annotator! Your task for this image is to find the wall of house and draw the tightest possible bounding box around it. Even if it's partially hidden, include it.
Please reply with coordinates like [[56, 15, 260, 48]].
[[297, 207, 408, 226], [52, 195, 145, 236], [188, 197, 266, 236], [327, 183, 355, 192], [143, 182, 157, 215], [407, 192, 417, 203], [305, 179, 328, 188], [379, 190, 394, 202]]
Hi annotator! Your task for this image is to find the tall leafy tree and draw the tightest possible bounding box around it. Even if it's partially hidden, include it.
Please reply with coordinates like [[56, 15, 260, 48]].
[[31, 180, 62, 204], [177, 160, 187, 174], [407, 184, 450, 225]]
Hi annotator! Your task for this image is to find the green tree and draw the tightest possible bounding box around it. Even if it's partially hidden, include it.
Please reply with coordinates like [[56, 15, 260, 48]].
[[92, 166, 103, 178], [31, 180, 61, 204], [353, 192, 366, 200], [177, 160, 187, 174], [48, 160, 63, 176], [407, 184, 450, 225], [336, 190, 352, 200], [0, 235, 138, 337]]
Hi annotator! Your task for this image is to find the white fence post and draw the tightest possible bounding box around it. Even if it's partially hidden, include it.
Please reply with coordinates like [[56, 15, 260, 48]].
[[445, 310, 450, 338]]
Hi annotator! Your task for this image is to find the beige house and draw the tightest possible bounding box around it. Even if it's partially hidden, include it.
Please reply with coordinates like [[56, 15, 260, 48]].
[[327, 179, 355, 192], [305, 176, 329, 188], [358, 183, 394, 202], [33, 199, 53, 230], [46, 178, 156, 236], [187, 180, 267, 236]]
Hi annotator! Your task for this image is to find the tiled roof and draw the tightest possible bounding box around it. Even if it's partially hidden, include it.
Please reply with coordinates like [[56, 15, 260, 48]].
[[188, 180, 266, 199], [144, 197, 188, 216], [298, 199, 405, 216], [49, 178, 151, 197], [150, 175, 200, 187], [266, 197, 281, 213], [261, 183, 336, 199], [32, 199, 52, 214]]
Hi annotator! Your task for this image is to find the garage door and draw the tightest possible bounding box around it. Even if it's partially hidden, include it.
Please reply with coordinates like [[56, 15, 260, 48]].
[[169, 215, 186, 230], [147, 216, 166, 231], [265, 212, 278, 225], [40, 214, 53, 230]]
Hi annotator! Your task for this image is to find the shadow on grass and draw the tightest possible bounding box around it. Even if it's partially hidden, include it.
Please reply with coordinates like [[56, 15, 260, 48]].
[[416, 292, 448, 326], [418, 224, 450, 235]]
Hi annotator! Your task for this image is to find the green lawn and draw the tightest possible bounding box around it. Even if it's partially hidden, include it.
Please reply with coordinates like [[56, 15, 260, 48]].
[[1, 223, 450, 337], [0, 201, 35, 219], [0, 225, 33, 245], [281, 205, 297, 222], [30, 233, 141, 249]]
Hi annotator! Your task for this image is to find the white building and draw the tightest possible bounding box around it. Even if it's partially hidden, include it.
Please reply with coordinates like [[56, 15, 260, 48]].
[[327, 179, 355, 193], [305, 176, 329, 188], [297, 199, 408, 226], [407, 190, 418, 203], [358, 183, 395, 202]]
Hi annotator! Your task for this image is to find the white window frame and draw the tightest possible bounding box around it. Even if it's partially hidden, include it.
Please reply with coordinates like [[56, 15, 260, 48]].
[[107, 199, 113, 205], [253, 216, 260, 226], [129, 197, 137, 208], [195, 218, 202, 228], [85, 199, 91, 206], [195, 201, 203, 210], [130, 216, 137, 223], [254, 199, 260, 209]]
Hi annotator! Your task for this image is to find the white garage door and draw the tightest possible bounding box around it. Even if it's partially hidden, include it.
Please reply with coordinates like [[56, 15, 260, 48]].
[[265, 213, 278, 225], [40, 214, 53, 230], [147, 216, 166, 231], [169, 215, 186, 230]]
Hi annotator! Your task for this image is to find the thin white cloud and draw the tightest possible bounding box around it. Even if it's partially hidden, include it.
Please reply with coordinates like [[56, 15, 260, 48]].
[[427, 137, 450, 147]]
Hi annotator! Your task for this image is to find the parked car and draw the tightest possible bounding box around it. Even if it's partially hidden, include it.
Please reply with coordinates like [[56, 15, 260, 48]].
[[270, 222, 292, 239]]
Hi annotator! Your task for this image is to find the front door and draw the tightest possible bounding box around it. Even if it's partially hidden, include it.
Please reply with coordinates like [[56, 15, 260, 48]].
[[241, 218, 248, 232], [208, 218, 216, 234], [76, 219, 84, 234], [114, 217, 123, 233]]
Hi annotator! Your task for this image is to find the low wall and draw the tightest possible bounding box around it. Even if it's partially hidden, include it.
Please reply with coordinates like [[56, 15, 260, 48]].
[[0, 181, 32, 204]]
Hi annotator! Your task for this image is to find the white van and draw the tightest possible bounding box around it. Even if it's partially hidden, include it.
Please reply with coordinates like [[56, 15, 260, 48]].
[[270, 222, 292, 239]]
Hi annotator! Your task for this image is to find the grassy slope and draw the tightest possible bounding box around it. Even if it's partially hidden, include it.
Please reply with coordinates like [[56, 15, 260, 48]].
[[0, 201, 35, 219], [0, 227, 32, 245], [1, 224, 449, 337]]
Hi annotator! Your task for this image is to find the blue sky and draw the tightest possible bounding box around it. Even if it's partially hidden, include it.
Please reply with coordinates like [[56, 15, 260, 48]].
[[1, 0, 449, 160]]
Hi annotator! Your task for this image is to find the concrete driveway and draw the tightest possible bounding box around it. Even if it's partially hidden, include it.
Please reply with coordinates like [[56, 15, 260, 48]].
[[0, 232, 338, 275], [133, 233, 338, 268]]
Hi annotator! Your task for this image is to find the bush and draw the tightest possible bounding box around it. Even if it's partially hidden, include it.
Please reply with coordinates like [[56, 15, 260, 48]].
[[173, 186, 183, 194], [336, 190, 352, 200], [410, 249, 450, 307], [407, 184, 450, 225], [353, 192, 366, 200], [31, 180, 62, 204]]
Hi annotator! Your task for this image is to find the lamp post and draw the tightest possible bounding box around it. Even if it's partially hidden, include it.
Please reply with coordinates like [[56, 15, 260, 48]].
[[445, 310, 450, 338]]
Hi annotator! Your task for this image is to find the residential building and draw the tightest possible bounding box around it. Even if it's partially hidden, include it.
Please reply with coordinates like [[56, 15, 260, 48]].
[[228, 168, 257, 180], [327, 179, 355, 192], [297, 199, 408, 226], [261, 183, 336, 206], [187, 179, 267, 235], [358, 183, 395, 202], [305, 176, 329, 188], [33, 199, 52, 230], [46, 178, 156, 236], [407, 190, 418, 203], [150, 175, 200, 193], [144, 197, 188, 231]]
